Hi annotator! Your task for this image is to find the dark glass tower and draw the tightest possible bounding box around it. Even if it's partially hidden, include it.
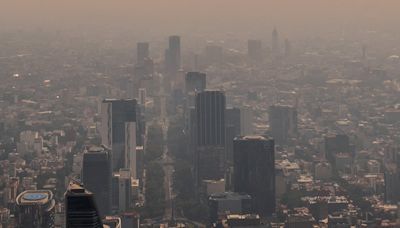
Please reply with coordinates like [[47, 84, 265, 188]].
[[194, 91, 226, 184], [225, 107, 241, 162], [195, 91, 226, 147], [185, 72, 206, 95], [65, 183, 103, 228], [233, 136, 275, 216], [82, 146, 112, 217], [165, 35, 181, 75], [101, 99, 137, 171]]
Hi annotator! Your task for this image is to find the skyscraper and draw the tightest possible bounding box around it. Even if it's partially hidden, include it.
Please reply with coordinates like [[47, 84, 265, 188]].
[[225, 107, 241, 162], [185, 72, 206, 95], [101, 99, 137, 172], [117, 169, 132, 212], [81, 146, 112, 217], [272, 27, 280, 56], [194, 91, 226, 185], [233, 136, 275, 216], [324, 133, 352, 165], [284, 38, 292, 57], [165, 35, 181, 76], [268, 105, 297, 145], [16, 190, 55, 228], [196, 91, 226, 147], [65, 183, 103, 228], [137, 42, 149, 65], [247, 39, 263, 62]]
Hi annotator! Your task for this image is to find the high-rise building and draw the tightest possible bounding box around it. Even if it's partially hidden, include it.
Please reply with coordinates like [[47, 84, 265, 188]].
[[247, 39, 262, 61], [137, 42, 149, 65], [111, 169, 134, 213], [194, 91, 226, 185], [284, 38, 292, 57], [82, 146, 112, 217], [196, 91, 226, 147], [165, 35, 181, 75], [240, 106, 254, 135], [208, 192, 252, 224], [268, 105, 297, 145], [65, 183, 103, 228], [272, 27, 280, 56], [324, 134, 352, 164], [16, 190, 55, 228], [226, 108, 241, 162], [233, 136, 275, 216], [101, 99, 137, 172], [185, 72, 206, 95], [118, 169, 132, 212]]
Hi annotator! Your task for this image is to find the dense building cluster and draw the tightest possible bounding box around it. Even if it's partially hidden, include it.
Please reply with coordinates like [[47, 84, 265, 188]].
[[0, 20, 400, 228]]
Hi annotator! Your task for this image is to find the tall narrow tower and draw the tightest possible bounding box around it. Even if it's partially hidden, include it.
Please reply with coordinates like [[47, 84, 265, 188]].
[[101, 99, 137, 172], [81, 146, 112, 217], [194, 90, 226, 185], [272, 27, 280, 56], [165, 35, 181, 76]]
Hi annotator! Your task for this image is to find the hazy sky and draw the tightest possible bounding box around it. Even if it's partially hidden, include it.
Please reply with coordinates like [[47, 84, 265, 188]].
[[1, 0, 400, 38]]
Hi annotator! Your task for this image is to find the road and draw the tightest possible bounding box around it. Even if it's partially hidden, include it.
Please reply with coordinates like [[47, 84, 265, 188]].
[[159, 74, 175, 223], [154, 74, 205, 227]]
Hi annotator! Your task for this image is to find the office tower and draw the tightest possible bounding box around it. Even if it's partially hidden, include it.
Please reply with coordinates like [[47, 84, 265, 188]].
[[194, 91, 226, 185], [165, 35, 181, 75], [226, 108, 241, 136], [284, 38, 292, 57], [196, 91, 226, 146], [185, 72, 206, 95], [16, 190, 55, 228], [268, 105, 297, 145], [324, 134, 352, 163], [247, 39, 262, 61], [118, 169, 132, 212], [135, 104, 145, 147], [187, 107, 197, 158], [101, 99, 137, 172], [225, 108, 241, 162], [65, 183, 103, 228], [233, 136, 275, 216], [111, 169, 133, 213], [240, 107, 254, 135], [125, 121, 137, 178], [137, 42, 149, 65], [208, 192, 252, 224], [82, 146, 112, 216], [272, 27, 280, 56]]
